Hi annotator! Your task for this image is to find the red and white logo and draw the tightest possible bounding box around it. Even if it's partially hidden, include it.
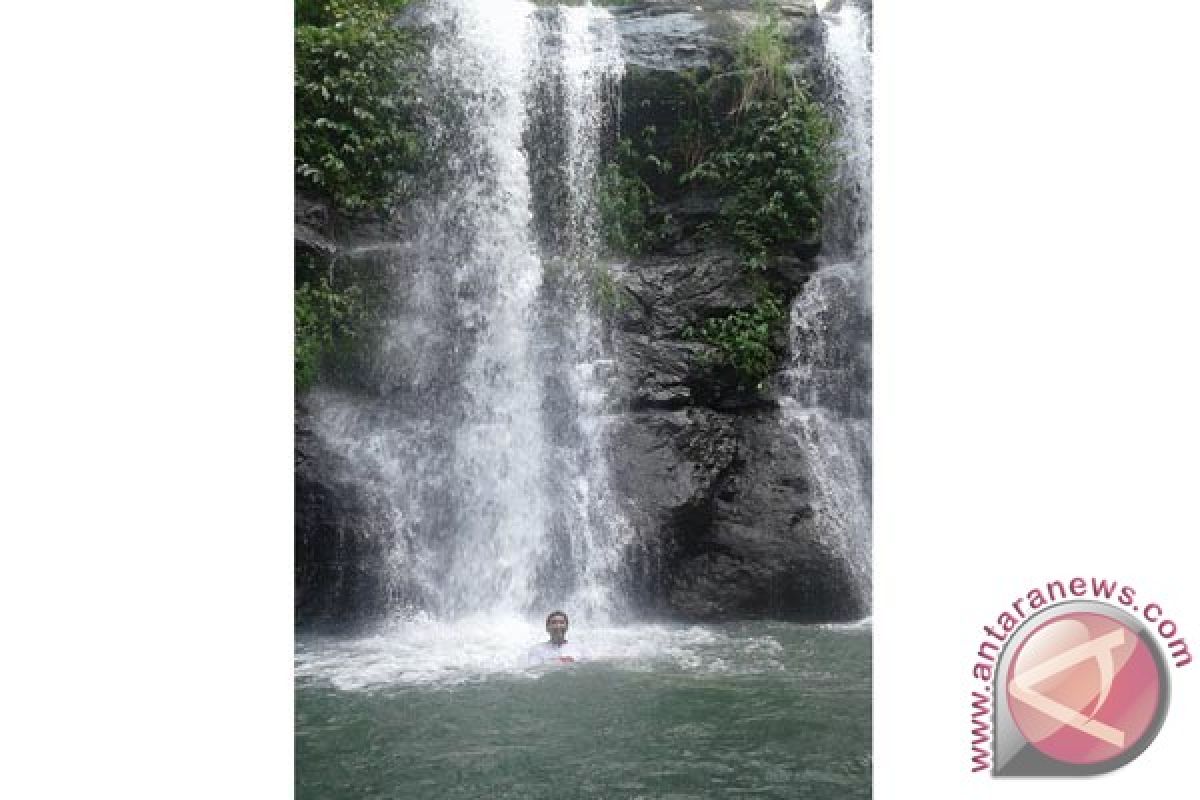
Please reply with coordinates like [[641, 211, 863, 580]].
[[1007, 611, 1162, 764], [992, 601, 1171, 776]]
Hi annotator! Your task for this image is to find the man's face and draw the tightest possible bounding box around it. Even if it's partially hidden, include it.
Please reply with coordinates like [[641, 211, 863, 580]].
[[547, 615, 568, 643]]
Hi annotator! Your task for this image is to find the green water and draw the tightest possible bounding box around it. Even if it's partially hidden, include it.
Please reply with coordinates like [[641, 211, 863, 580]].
[[296, 622, 870, 799]]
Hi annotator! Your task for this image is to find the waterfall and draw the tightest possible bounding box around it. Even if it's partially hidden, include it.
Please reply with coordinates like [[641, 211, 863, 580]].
[[307, 0, 628, 623], [526, 6, 630, 618], [818, 0, 873, 264], [780, 0, 873, 614]]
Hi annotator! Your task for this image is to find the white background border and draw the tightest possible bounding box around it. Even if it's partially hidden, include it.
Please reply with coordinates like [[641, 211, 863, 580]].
[[2, 0, 1198, 797], [876, 0, 1200, 795]]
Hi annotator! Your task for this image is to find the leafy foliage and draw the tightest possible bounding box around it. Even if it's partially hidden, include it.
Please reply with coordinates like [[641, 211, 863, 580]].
[[295, 274, 374, 391], [599, 3, 833, 268], [295, 0, 420, 213], [666, 3, 833, 389], [731, 0, 792, 112], [670, 69, 722, 175], [295, 0, 419, 390], [590, 265, 629, 313], [596, 131, 672, 255], [690, 291, 784, 388], [685, 93, 833, 268], [681, 2, 834, 268]]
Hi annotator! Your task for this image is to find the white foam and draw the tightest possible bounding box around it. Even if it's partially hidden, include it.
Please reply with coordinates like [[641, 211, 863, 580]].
[[294, 614, 806, 690], [821, 615, 873, 632]]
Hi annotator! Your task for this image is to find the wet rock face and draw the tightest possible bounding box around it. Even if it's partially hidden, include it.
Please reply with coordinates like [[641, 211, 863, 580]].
[[599, 1, 867, 621], [295, 413, 391, 629], [612, 407, 865, 622], [296, 400, 439, 629], [604, 248, 866, 620], [612, 1, 821, 73], [607, 248, 815, 412], [614, 8, 712, 72]]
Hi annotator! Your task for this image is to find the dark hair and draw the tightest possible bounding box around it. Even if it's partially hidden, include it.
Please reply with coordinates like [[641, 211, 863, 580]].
[[545, 610, 569, 626]]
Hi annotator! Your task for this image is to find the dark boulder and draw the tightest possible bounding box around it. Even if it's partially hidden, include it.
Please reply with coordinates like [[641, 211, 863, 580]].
[[295, 405, 391, 629], [613, 407, 864, 621]]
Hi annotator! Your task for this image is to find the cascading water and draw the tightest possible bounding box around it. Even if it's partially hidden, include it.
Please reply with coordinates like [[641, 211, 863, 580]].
[[779, 0, 873, 614], [306, 0, 629, 634], [816, 0, 872, 264], [296, 9, 872, 796], [525, 4, 629, 620]]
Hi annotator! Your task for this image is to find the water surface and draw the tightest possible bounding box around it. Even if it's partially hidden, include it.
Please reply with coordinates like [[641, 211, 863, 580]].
[[296, 619, 870, 799]]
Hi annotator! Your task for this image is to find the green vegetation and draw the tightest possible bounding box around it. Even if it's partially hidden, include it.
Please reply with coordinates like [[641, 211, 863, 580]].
[[590, 265, 629, 314], [686, 91, 833, 269], [731, 0, 793, 113], [295, 0, 420, 390], [295, 0, 420, 214], [682, 1, 834, 269], [597, 2, 833, 272], [688, 290, 785, 389], [671, 69, 722, 176], [294, 271, 374, 392], [671, 1, 833, 388], [596, 131, 672, 256]]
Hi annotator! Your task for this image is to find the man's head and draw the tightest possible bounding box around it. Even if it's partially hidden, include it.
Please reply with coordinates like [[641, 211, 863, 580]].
[[545, 610, 569, 644]]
